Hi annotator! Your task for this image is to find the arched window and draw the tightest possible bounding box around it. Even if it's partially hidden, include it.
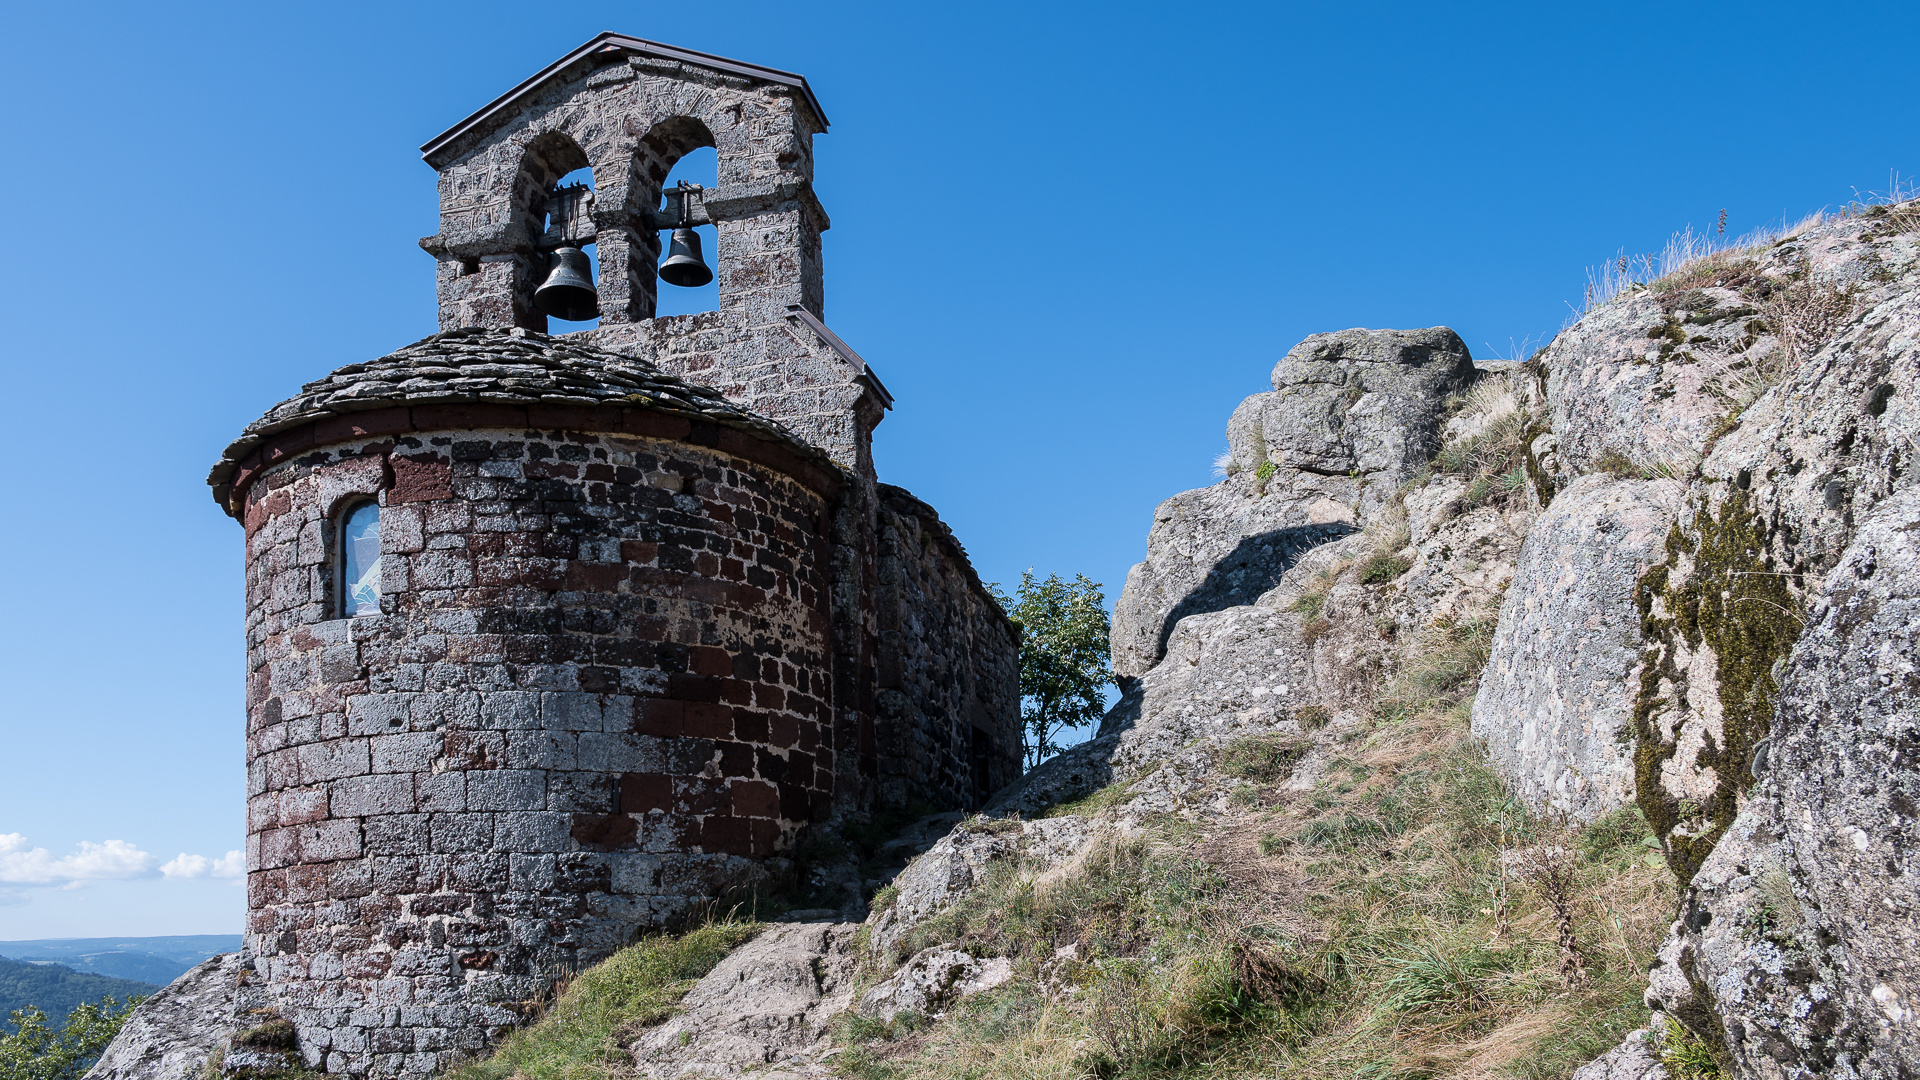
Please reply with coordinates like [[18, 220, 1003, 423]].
[[340, 501, 382, 617]]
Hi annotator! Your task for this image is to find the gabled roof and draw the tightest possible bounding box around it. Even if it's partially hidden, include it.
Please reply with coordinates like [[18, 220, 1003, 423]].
[[421, 32, 828, 166]]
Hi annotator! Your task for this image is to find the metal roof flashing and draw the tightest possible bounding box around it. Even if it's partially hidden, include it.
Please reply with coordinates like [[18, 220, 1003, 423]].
[[421, 33, 828, 167]]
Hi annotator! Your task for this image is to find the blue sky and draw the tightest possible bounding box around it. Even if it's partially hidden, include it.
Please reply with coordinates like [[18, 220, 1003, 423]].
[[0, 0, 1914, 938]]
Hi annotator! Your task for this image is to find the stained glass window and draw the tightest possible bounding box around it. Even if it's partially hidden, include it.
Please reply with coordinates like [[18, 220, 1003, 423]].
[[341, 502, 382, 617]]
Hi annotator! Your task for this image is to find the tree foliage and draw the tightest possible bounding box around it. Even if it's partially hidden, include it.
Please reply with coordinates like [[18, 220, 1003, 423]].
[[991, 571, 1113, 770], [0, 996, 142, 1080]]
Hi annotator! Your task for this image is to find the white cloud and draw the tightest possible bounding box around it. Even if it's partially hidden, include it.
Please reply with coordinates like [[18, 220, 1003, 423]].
[[0, 834, 157, 886], [0, 834, 243, 890], [160, 850, 244, 880]]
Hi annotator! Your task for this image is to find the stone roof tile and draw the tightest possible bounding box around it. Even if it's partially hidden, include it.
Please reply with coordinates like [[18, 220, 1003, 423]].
[[207, 327, 846, 505]]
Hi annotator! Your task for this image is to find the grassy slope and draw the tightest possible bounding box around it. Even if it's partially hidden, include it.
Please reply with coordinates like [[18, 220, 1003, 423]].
[[443, 919, 760, 1080], [840, 617, 1675, 1080]]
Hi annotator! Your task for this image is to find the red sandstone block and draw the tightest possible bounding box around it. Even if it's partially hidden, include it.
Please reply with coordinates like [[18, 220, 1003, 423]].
[[390, 455, 454, 503], [412, 403, 527, 431], [778, 783, 812, 821], [582, 463, 616, 482], [689, 647, 731, 678], [261, 426, 314, 464], [565, 562, 624, 591], [632, 699, 683, 737], [682, 702, 732, 739], [619, 773, 672, 813], [753, 684, 785, 711], [731, 780, 778, 818], [251, 868, 287, 906], [718, 679, 752, 707], [795, 723, 819, 754], [668, 673, 720, 704], [621, 410, 692, 441], [721, 558, 746, 581], [313, 409, 413, 447], [768, 714, 800, 749], [525, 404, 599, 431], [761, 658, 782, 685], [286, 863, 331, 904], [732, 709, 769, 744], [716, 741, 754, 778], [788, 751, 816, 788], [620, 541, 658, 565], [750, 818, 781, 856], [699, 816, 752, 857]]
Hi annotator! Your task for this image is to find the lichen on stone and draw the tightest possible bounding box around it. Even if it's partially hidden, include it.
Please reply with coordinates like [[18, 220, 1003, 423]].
[[1633, 489, 1802, 881]]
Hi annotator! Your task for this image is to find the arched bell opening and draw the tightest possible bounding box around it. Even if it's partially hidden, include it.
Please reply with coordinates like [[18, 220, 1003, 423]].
[[534, 166, 602, 330], [509, 133, 596, 332], [656, 146, 718, 318], [628, 116, 718, 321]]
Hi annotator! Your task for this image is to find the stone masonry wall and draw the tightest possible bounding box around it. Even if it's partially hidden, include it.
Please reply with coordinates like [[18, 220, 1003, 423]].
[[241, 424, 833, 1076], [874, 486, 1022, 811]]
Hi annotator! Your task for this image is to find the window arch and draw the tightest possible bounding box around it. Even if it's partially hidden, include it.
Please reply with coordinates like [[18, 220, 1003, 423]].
[[339, 501, 382, 618]]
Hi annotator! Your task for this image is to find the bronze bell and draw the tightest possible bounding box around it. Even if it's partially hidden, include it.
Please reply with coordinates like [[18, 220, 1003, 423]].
[[534, 246, 599, 321], [658, 228, 714, 288]]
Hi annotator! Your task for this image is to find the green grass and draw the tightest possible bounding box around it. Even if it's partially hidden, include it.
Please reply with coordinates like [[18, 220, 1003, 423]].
[[1218, 734, 1311, 784], [444, 917, 762, 1080]]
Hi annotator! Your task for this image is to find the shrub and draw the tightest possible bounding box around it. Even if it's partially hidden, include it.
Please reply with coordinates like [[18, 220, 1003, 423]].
[[0, 996, 143, 1080]]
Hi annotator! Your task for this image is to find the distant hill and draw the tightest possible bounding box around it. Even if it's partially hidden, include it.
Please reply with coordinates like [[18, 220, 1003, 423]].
[[0, 935, 241, 986], [0, 956, 157, 1024]]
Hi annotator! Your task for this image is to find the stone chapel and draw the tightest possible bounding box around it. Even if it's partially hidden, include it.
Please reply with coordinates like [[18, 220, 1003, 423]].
[[204, 33, 1018, 1077]]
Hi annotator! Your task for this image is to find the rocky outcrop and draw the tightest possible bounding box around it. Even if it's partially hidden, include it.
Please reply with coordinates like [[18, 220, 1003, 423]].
[[1109, 326, 1474, 678], [1472, 475, 1679, 821], [1568, 1031, 1669, 1080], [84, 952, 261, 1080], [628, 921, 861, 1079], [857, 948, 1012, 1023], [866, 816, 1092, 959], [1464, 206, 1920, 1072], [1644, 486, 1920, 1077]]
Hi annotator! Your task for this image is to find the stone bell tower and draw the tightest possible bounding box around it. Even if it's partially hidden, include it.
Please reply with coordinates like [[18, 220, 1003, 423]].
[[204, 34, 1019, 1079], [418, 33, 882, 474]]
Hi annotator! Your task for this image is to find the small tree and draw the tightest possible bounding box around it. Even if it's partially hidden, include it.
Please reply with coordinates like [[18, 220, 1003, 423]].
[[0, 996, 142, 1080], [991, 571, 1113, 770]]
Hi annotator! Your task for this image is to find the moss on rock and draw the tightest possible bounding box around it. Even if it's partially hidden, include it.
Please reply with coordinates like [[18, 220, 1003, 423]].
[[1632, 490, 1802, 882]]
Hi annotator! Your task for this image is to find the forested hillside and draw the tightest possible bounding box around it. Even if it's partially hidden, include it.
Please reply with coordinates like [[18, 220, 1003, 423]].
[[0, 957, 154, 1024]]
